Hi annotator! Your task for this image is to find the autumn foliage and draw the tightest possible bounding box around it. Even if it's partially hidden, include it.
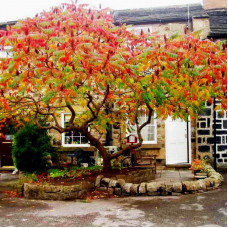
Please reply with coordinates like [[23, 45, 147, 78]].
[[0, 2, 226, 171]]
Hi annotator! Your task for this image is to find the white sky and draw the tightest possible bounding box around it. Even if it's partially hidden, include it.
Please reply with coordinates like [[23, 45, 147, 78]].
[[0, 0, 203, 22]]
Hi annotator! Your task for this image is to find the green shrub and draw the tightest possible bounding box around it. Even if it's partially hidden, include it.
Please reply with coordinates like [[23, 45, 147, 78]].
[[12, 123, 57, 173], [48, 166, 103, 178], [48, 168, 67, 178]]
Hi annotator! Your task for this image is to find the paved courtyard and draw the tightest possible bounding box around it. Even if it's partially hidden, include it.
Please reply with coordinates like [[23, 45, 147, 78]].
[[154, 169, 193, 182], [0, 170, 226, 227]]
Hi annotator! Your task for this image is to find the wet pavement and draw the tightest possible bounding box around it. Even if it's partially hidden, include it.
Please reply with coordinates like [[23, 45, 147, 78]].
[[0, 170, 227, 227]]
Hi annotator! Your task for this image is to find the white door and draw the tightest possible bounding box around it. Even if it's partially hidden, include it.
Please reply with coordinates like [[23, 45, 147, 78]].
[[165, 117, 191, 164]]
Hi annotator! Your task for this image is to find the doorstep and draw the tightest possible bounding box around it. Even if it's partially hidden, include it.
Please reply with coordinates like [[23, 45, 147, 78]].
[[0, 166, 15, 171], [154, 169, 194, 182], [166, 163, 191, 169]]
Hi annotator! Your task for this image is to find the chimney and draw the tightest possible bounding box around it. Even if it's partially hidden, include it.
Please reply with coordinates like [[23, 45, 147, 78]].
[[203, 0, 227, 10]]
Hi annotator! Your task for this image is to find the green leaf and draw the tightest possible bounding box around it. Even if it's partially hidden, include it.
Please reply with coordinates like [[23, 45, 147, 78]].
[[167, 52, 178, 59], [42, 92, 56, 104], [64, 66, 72, 73], [170, 33, 180, 40], [7, 61, 15, 73], [118, 82, 124, 89], [182, 58, 190, 66]]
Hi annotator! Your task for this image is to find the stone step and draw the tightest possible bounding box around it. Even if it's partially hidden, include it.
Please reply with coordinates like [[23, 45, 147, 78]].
[[156, 166, 166, 170], [0, 166, 15, 171], [166, 164, 191, 169]]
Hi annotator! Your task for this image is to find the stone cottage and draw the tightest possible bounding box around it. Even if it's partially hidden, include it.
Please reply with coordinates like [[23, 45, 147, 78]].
[[111, 0, 227, 169]]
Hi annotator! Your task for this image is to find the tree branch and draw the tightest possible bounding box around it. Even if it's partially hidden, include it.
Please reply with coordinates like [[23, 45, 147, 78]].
[[110, 104, 153, 159]]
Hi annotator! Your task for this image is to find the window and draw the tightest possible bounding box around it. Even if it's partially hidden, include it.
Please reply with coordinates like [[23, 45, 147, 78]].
[[61, 113, 89, 147], [0, 46, 12, 58], [128, 112, 157, 144]]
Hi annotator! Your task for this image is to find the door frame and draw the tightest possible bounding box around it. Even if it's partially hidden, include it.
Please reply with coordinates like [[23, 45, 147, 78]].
[[165, 117, 191, 165]]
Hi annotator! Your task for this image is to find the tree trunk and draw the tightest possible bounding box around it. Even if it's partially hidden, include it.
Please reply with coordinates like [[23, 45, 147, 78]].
[[83, 128, 113, 172], [102, 156, 112, 173]]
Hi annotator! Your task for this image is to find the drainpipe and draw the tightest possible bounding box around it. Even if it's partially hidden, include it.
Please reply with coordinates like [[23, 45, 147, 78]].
[[213, 97, 217, 171], [187, 120, 190, 163], [187, 4, 190, 30]]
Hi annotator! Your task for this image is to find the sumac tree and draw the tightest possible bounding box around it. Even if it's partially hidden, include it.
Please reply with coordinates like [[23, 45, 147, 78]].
[[0, 3, 226, 171]]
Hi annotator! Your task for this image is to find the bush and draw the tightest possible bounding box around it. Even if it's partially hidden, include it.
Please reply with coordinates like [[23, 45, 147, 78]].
[[12, 123, 57, 173], [48, 166, 103, 178]]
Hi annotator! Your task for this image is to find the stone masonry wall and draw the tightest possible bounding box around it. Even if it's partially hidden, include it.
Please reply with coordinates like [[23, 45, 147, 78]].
[[23, 165, 223, 200], [96, 165, 223, 196], [23, 169, 155, 200], [24, 181, 94, 200], [196, 101, 227, 165]]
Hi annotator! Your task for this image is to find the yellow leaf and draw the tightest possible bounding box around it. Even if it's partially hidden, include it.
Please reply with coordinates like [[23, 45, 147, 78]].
[[214, 105, 220, 111]]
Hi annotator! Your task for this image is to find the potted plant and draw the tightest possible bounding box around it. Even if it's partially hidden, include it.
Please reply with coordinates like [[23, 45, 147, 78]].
[[190, 159, 207, 176]]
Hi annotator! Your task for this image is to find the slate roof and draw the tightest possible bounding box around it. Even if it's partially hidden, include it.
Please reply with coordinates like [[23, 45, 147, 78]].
[[113, 4, 209, 25], [206, 9, 227, 38], [0, 21, 17, 30], [0, 4, 226, 38]]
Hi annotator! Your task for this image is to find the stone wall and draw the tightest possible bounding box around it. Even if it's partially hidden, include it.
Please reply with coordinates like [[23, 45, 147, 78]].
[[196, 101, 227, 165], [23, 166, 223, 200], [24, 181, 94, 200], [192, 18, 210, 39], [98, 169, 155, 185], [96, 165, 223, 196], [23, 169, 155, 200], [132, 20, 210, 39]]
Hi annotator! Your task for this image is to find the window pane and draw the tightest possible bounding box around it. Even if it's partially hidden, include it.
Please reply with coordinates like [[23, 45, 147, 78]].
[[128, 112, 156, 143], [63, 114, 89, 145], [64, 114, 71, 122]]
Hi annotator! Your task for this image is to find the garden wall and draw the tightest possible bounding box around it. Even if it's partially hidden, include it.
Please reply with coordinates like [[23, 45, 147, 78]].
[[24, 181, 94, 200], [95, 165, 223, 196], [23, 168, 155, 200], [24, 166, 223, 200]]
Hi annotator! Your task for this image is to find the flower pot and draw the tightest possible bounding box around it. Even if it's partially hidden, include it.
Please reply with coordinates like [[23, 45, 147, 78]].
[[195, 174, 207, 180], [193, 170, 201, 175]]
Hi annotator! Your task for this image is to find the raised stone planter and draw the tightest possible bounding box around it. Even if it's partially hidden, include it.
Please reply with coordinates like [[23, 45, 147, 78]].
[[24, 181, 94, 200], [115, 169, 155, 183], [95, 165, 223, 197], [23, 165, 223, 200]]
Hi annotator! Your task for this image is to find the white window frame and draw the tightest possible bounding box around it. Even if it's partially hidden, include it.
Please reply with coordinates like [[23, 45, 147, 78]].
[[61, 113, 90, 147], [127, 112, 157, 144], [0, 46, 12, 58]]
